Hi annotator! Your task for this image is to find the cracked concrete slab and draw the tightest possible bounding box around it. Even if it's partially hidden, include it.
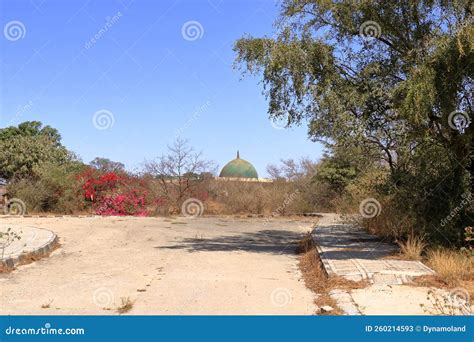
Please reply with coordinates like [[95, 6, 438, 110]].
[[311, 214, 434, 285], [310, 214, 450, 315]]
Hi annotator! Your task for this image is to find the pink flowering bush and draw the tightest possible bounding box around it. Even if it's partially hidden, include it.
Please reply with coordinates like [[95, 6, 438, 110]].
[[78, 168, 150, 216]]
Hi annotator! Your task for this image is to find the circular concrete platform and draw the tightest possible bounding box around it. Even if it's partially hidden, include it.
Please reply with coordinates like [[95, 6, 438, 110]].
[[0, 224, 57, 268]]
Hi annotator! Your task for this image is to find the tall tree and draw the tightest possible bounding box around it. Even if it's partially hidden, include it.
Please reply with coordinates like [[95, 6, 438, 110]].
[[234, 0, 473, 243], [235, 0, 472, 176], [0, 121, 62, 145], [0, 121, 73, 180]]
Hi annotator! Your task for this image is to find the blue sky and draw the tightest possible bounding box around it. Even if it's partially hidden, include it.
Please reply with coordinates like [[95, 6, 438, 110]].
[[0, 0, 323, 176]]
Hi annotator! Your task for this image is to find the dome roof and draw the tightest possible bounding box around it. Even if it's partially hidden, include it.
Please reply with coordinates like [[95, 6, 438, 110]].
[[219, 151, 258, 179]]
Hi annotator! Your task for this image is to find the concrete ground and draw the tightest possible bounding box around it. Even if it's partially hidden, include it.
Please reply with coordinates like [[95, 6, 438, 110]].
[[0, 216, 316, 315]]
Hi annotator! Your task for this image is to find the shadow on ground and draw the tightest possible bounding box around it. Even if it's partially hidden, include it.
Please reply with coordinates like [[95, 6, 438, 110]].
[[156, 229, 304, 255], [313, 224, 398, 260]]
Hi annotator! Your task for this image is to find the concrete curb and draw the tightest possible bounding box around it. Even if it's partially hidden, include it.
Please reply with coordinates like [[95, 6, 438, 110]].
[[0, 215, 96, 218], [310, 224, 361, 315], [1, 227, 58, 269], [0, 213, 324, 219], [329, 289, 362, 315]]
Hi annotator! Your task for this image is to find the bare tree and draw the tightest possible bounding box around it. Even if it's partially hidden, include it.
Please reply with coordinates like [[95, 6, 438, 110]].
[[266, 157, 317, 181], [143, 138, 216, 205]]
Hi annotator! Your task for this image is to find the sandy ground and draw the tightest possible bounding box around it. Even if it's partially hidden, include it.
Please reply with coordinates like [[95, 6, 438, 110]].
[[0, 216, 317, 315]]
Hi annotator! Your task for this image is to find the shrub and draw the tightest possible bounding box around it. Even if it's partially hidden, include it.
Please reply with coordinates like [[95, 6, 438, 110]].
[[208, 180, 271, 214], [8, 162, 85, 213], [78, 168, 151, 216], [204, 177, 325, 216], [426, 248, 472, 286], [397, 234, 427, 261], [95, 193, 147, 216]]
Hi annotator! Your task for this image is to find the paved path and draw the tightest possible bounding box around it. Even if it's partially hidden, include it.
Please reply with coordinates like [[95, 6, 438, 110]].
[[0, 224, 57, 268], [312, 214, 441, 315], [312, 214, 434, 284], [0, 216, 316, 315]]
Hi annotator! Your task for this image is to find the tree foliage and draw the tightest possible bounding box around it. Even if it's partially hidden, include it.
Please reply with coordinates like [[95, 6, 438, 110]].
[[90, 157, 126, 173], [235, 0, 473, 245], [0, 121, 76, 180]]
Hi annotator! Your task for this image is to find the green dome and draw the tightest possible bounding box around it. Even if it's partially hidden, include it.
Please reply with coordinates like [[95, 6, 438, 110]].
[[219, 151, 258, 179]]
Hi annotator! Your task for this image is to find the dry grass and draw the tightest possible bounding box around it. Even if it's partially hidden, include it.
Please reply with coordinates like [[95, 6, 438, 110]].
[[297, 234, 367, 315], [397, 234, 426, 261], [116, 297, 134, 314], [40, 300, 53, 309], [411, 248, 473, 308], [0, 263, 13, 273], [426, 248, 472, 287], [420, 289, 471, 315], [206, 179, 315, 215]]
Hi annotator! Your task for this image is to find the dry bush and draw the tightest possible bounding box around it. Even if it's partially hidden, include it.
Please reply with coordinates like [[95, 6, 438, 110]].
[[147, 177, 212, 215], [397, 234, 427, 260], [0, 263, 13, 273], [334, 168, 422, 240], [116, 297, 134, 314], [8, 162, 86, 214], [206, 177, 325, 216], [426, 248, 472, 286], [363, 206, 417, 239], [207, 180, 301, 215], [148, 176, 322, 216], [41, 300, 53, 309], [208, 180, 271, 214], [420, 289, 471, 315]]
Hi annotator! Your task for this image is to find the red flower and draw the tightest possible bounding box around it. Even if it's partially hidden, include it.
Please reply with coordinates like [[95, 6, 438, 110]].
[[78, 168, 152, 216]]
